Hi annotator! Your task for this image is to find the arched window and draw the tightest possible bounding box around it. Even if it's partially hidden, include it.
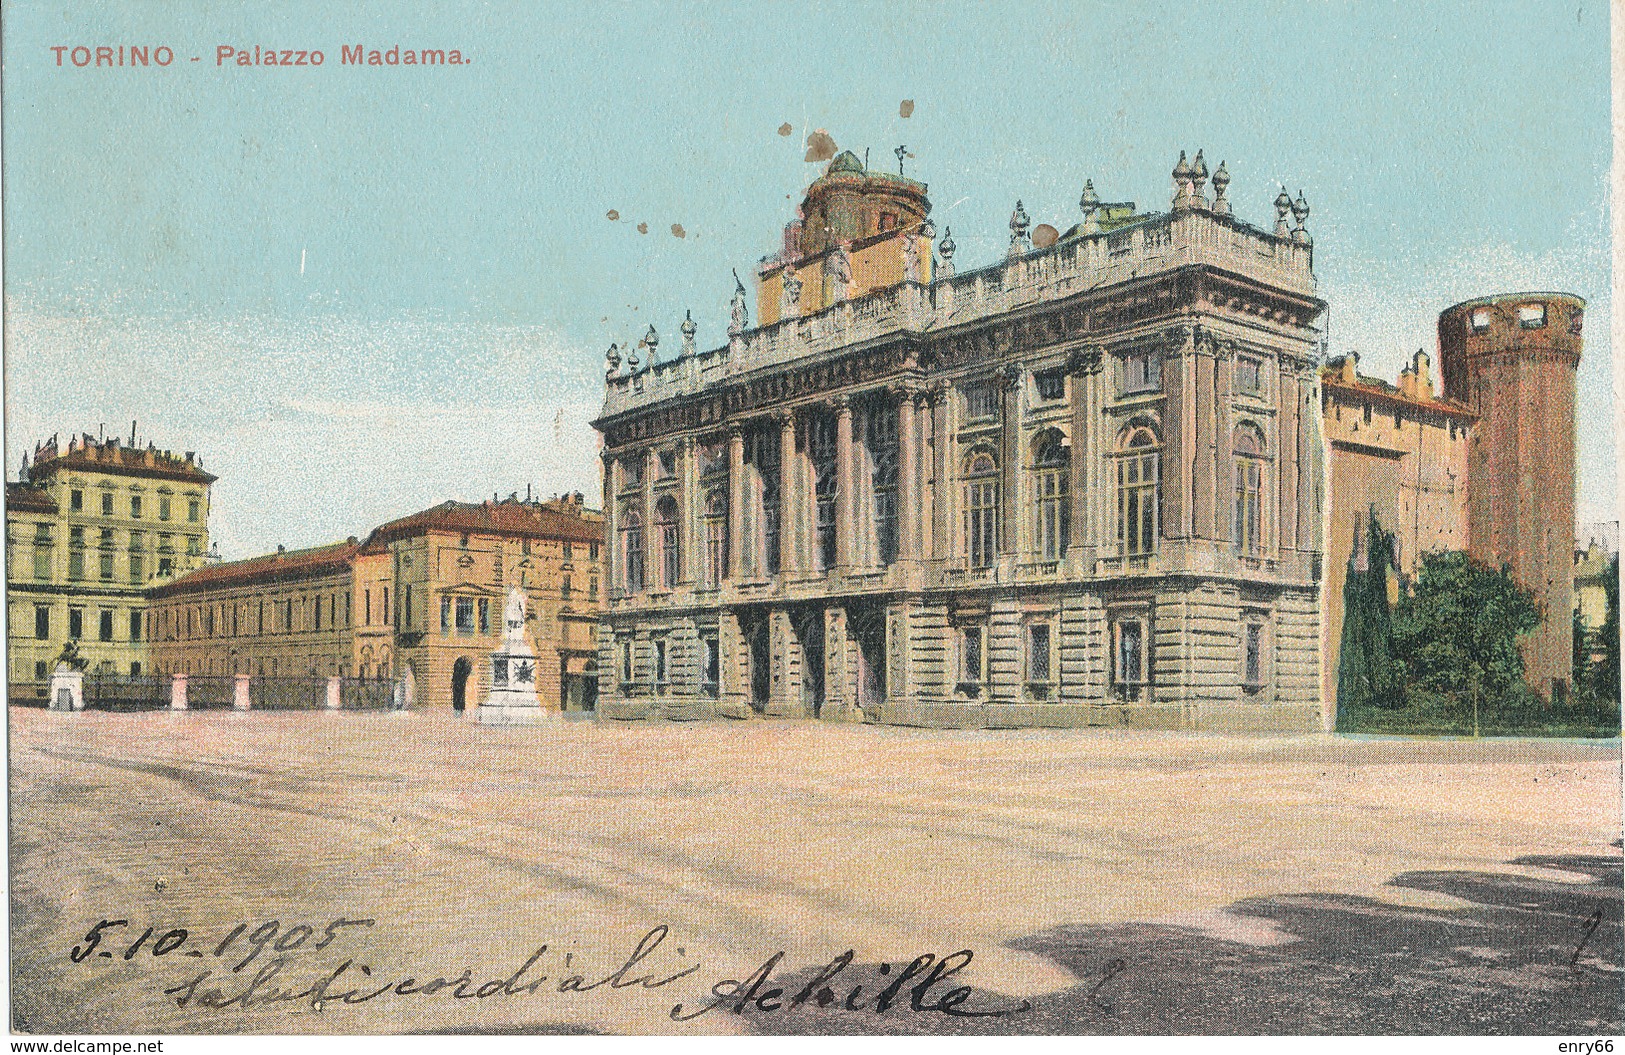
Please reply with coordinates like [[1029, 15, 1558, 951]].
[[1116, 425, 1160, 556], [867, 406, 899, 565], [655, 495, 680, 590], [964, 449, 1000, 569], [1233, 423, 1266, 556], [810, 415, 839, 571], [1031, 429, 1070, 562], [621, 508, 644, 593], [704, 490, 729, 588]]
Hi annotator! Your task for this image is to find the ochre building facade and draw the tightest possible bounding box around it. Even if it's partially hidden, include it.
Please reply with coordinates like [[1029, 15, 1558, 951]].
[[146, 494, 604, 712], [5, 433, 214, 699], [593, 151, 1327, 731]]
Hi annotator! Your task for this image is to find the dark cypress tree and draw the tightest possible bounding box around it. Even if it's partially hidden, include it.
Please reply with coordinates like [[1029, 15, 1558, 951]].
[[1336, 510, 1406, 726], [1590, 554, 1620, 704]]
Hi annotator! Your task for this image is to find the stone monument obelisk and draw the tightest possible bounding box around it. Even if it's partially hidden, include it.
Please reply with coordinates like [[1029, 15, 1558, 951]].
[[476, 587, 554, 725]]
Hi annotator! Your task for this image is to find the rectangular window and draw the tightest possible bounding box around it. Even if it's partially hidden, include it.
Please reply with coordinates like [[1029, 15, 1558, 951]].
[[35, 661, 47, 681], [1027, 623, 1052, 685], [1516, 303, 1546, 329], [100, 550, 115, 580], [70, 489, 83, 512], [1243, 621, 1265, 689], [1114, 619, 1148, 685], [131, 495, 142, 518], [963, 383, 998, 421], [314, 595, 323, 630], [34, 605, 49, 640], [101, 491, 113, 516], [622, 457, 644, 489], [701, 636, 720, 697], [98, 610, 114, 642], [658, 450, 677, 478], [68, 550, 85, 580], [131, 662, 141, 677], [479, 598, 490, 633], [1235, 459, 1264, 555], [868, 407, 899, 566], [129, 610, 143, 642], [186, 536, 201, 556], [654, 639, 668, 686], [562, 574, 572, 597], [188, 498, 200, 522], [589, 576, 599, 600], [159, 496, 171, 521], [1122, 349, 1161, 394], [1034, 369, 1066, 401], [1236, 357, 1263, 394], [129, 551, 144, 582], [1469, 308, 1491, 333], [455, 597, 475, 633], [620, 638, 633, 684], [967, 479, 999, 569], [959, 625, 985, 693], [33, 542, 51, 580], [441, 596, 452, 632]]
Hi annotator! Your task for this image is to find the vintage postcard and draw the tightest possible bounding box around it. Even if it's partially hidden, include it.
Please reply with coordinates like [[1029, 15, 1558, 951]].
[[2, 0, 1619, 1043]]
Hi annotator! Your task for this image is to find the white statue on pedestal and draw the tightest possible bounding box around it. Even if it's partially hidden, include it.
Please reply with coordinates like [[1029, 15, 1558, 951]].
[[476, 586, 558, 725]]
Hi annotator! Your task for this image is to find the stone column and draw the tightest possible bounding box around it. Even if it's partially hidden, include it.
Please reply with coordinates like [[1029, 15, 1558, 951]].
[[765, 609, 802, 716], [678, 436, 698, 584], [602, 451, 618, 592], [1162, 329, 1191, 539], [932, 387, 952, 561], [778, 411, 798, 575], [1214, 339, 1234, 544], [823, 605, 850, 719], [1298, 370, 1320, 554], [1068, 348, 1101, 555], [727, 424, 746, 581], [833, 397, 854, 569], [1194, 335, 1217, 539], [233, 673, 250, 710], [1000, 365, 1022, 556], [1278, 360, 1299, 556], [896, 387, 918, 562], [914, 390, 935, 562], [325, 675, 342, 710], [170, 672, 188, 711]]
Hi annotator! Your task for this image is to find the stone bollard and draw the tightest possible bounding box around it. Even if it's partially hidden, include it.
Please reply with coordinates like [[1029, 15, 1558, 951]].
[[170, 672, 189, 711], [233, 673, 251, 711], [326, 676, 342, 710], [50, 664, 84, 712]]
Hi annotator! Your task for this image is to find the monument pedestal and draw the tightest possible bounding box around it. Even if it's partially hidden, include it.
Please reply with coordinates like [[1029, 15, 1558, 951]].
[[476, 588, 560, 726]]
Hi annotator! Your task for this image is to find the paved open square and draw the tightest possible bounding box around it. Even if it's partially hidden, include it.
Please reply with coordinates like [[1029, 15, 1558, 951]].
[[9, 709, 1621, 1035]]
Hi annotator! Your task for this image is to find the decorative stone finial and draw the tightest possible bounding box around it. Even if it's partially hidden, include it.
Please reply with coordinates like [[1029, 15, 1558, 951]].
[[937, 226, 956, 279], [625, 341, 640, 373], [680, 309, 697, 356], [1273, 186, 1293, 238], [1172, 151, 1193, 211], [605, 342, 622, 379], [1191, 150, 1209, 209], [1079, 179, 1101, 234], [919, 218, 936, 240], [728, 269, 749, 335], [1008, 199, 1031, 257], [643, 324, 659, 366], [1210, 160, 1231, 217], [1290, 190, 1311, 244]]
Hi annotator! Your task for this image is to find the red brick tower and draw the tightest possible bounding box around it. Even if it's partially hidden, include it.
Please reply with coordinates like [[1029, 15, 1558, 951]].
[[1437, 292, 1585, 698]]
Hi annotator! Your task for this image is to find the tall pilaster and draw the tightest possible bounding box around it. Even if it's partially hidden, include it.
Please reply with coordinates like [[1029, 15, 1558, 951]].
[[896, 387, 918, 562], [601, 451, 619, 592], [726, 424, 746, 581], [999, 364, 1023, 556], [1214, 338, 1234, 544], [931, 386, 951, 561], [833, 396, 854, 569], [777, 410, 798, 575], [1278, 360, 1299, 556], [677, 436, 698, 585], [1193, 332, 1217, 539]]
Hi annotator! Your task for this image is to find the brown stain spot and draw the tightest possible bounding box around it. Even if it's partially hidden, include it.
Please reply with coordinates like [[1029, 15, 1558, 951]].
[[899, 99, 915, 118], [670, 224, 686, 239], [637, 222, 648, 235], [804, 129, 836, 162], [606, 209, 620, 222], [1033, 223, 1059, 249], [777, 122, 793, 136]]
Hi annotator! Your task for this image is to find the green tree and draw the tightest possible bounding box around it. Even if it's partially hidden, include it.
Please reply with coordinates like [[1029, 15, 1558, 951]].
[[1588, 554, 1620, 703], [1392, 551, 1540, 702], [1336, 512, 1406, 721]]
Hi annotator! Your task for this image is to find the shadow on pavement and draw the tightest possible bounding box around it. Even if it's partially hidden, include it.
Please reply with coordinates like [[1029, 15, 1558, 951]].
[[729, 853, 1622, 1035]]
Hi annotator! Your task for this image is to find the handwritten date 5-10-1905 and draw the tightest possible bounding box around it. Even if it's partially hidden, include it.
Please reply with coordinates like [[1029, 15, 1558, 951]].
[[70, 917, 376, 973]]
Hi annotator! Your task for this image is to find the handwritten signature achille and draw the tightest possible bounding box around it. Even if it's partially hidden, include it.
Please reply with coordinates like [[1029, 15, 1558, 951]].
[[124, 923, 1030, 1021]]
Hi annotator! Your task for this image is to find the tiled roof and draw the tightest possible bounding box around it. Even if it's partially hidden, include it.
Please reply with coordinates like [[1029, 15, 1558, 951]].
[[363, 499, 604, 550], [1320, 366, 1477, 421], [150, 540, 359, 597], [29, 439, 216, 485], [6, 482, 57, 514]]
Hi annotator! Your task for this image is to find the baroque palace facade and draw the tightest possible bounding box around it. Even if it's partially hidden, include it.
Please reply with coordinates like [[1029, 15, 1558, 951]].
[[145, 494, 604, 712], [592, 151, 1328, 730], [5, 433, 215, 698]]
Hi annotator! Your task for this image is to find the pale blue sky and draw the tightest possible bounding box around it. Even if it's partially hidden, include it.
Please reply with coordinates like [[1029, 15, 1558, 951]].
[[3, 0, 1613, 557]]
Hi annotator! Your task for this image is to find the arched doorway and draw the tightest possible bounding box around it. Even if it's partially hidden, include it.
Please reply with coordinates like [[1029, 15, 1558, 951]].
[[452, 656, 472, 714]]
